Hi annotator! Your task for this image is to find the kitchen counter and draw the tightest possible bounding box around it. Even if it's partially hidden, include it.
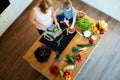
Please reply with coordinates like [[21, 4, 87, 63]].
[[23, 16, 101, 80]]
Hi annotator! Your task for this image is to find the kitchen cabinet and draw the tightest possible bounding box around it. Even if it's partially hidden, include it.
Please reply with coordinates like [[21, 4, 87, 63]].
[[0, 17, 4, 36], [0, 0, 32, 36], [0, 5, 17, 36], [9, 0, 32, 17]]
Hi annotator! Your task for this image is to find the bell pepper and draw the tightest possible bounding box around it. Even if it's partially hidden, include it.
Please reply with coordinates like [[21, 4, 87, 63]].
[[65, 75, 71, 80]]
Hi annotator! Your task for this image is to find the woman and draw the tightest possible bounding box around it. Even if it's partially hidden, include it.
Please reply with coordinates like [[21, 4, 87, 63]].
[[30, 0, 59, 34]]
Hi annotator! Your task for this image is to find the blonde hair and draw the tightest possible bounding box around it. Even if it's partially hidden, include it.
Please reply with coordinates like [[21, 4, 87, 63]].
[[39, 0, 53, 13], [63, 0, 72, 8]]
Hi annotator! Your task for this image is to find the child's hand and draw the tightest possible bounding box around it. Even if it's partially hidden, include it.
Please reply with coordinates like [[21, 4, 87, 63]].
[[63, 18, 69, 27], [70, 25, 74, 29], [64, 20, 69, 27]]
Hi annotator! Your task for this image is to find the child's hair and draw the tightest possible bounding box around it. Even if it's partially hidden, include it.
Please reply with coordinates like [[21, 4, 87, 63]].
[[39, 0, 53, 13], [63, 0, 72, 8]]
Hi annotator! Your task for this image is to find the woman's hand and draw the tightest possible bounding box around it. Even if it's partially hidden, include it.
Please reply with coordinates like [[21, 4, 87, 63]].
[[43, 28, 47, 32], [41, 26, 47, 32], [55, 21, 60, 28]]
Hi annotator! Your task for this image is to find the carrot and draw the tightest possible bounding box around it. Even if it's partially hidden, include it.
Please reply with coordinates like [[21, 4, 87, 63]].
[[78, 50, 87, 55]]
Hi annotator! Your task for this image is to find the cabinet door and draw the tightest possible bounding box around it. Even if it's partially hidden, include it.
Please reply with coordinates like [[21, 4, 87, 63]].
[[0, 5, 17, 36], [9, 0, 32, 17], [0, 15, 5, 36], [2, 5, 16, 27]]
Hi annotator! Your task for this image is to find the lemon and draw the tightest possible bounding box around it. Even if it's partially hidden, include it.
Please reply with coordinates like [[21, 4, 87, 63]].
[[96, 30, 100, 34]]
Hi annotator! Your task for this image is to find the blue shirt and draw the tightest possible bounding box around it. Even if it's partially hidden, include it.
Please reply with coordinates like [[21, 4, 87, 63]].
[[58, 5, 76, 19]]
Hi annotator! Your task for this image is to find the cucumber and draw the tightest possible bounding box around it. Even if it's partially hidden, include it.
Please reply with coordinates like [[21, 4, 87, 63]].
[[77, 44, 94, 47], [57, 35, 63, 47], [44, 35, 51, 40], [46, 33, 54, 40], [63, 65, 75, 72]]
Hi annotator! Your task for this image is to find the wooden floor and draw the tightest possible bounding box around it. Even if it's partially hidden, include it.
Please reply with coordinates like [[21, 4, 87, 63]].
[[0, 0, 120, 80]]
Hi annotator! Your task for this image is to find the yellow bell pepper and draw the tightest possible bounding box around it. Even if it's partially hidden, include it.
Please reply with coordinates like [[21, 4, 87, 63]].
[[65, 75, 71, 80]]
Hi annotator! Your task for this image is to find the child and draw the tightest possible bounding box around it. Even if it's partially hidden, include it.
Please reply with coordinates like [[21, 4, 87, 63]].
[[55, 0, 76, 29]]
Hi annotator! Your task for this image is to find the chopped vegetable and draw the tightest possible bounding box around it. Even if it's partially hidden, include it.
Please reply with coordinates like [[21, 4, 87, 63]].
[[52, 27, 59, 33], [46, 33, 54, 40]]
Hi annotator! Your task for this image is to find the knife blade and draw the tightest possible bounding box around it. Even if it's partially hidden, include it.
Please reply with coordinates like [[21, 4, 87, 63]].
[[47, 29, 53, 32], [76, 31, 83, 36]]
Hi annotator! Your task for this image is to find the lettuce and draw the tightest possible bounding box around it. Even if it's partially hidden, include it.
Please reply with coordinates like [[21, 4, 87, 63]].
[[76, 17, 92, 31]]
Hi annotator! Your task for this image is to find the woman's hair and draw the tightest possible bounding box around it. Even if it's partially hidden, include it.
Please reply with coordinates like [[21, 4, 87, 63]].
[[63, 0, 72, 8], [39, 0, 53, 13]]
